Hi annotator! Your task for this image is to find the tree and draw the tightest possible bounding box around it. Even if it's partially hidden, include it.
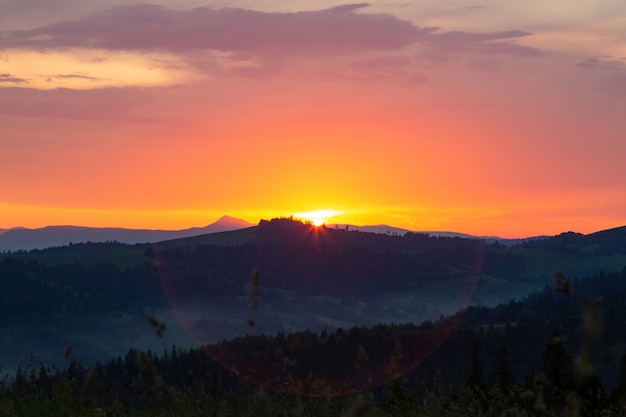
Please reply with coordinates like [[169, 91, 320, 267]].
[[492, 344, 514, 393], [612, 352, 626, 406], [542, 329, 572, 408], [466, 341, 484, 391]]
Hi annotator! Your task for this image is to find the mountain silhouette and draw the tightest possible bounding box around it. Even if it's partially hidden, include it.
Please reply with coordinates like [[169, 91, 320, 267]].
[[182, 215, 254, 234], [0, 215, 254, 252]]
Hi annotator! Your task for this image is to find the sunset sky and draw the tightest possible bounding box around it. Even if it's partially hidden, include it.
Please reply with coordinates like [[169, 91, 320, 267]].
[[1, 1, 625, 238]]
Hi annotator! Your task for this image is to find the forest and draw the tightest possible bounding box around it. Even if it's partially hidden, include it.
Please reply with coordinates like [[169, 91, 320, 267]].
[[3, 268, 626, 416], [1, 218, 626, 415]]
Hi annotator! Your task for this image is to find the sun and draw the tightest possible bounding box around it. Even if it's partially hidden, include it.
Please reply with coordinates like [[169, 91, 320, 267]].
[[294, 209, 344, 227]]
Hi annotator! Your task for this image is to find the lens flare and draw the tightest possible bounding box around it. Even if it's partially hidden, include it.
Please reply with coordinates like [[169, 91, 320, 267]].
[[154, 221, 484, 397]]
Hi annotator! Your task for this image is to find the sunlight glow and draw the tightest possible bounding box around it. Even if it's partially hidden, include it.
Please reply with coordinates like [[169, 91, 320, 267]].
[[2, 48, 197, 89], [294, 209, 345, 227]]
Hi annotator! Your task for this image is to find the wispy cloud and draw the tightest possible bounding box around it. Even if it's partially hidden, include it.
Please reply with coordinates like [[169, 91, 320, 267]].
[[51, 73, 101, 80], [0, 72, 27, 83], [577, 56, 625, 70], [423, 30, 543, 60], [576, 55, 626, 94], [0, 87, 152, 120]]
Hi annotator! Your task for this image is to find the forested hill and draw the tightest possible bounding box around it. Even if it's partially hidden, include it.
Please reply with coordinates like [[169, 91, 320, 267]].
[[150, 218, 626, 312], [205, 266, 626, 391], [1, 218, 626, 381]]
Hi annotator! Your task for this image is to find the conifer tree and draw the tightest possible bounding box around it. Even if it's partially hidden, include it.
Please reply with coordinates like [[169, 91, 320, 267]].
[[467, 342, 484, 391], [492, 344, 514, 393], [542, 329, 572, 408], [613, 352, 626, 406]]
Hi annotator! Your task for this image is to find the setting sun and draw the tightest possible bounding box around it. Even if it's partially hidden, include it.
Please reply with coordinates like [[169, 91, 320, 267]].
[[1, 2, 625, 239], [294, 209, 344, 226]]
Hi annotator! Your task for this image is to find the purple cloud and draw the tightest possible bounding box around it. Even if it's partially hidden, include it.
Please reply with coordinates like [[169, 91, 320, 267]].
[[0, 3, 540, 59], [0, 87, 153, 121], [426, 30, 543, 57], [576, 56, 626, 94], [1, 4, 430, 53]]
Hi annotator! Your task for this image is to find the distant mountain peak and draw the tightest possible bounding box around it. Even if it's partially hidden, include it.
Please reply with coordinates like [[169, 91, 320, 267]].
[[216, 215, 245, 222], [192, 215, 254, 234]]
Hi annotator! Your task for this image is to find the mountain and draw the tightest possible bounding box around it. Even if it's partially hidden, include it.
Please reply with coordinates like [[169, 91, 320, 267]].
[[525, 225, 626, 255], [176, 215, 254, 235], [328, 223, 521, 244], [0, 227, 24, 236], [0, 218, 504, 253], [0, 215, 254, 252]]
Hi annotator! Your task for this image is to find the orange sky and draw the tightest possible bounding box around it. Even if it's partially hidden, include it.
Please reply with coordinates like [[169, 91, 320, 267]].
[[1, 1, 625, 238]]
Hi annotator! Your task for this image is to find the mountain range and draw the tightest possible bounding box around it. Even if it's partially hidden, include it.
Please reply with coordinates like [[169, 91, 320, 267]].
[[0, 215, 254, 252], [327, 223, 524, 242], [1, 215, 553, 252]]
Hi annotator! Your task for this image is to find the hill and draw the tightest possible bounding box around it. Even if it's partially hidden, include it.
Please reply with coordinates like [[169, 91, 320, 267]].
[[1, 217, 625, 374]]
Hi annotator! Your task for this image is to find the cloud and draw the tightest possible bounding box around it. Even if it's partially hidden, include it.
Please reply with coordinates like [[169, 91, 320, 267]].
[[577, 56, 625, 70], [0, 3, 541, 59], [0, 73, 27, 83], [0, 87, 153, 120], [1, 4, 431, 54], [52, 73, 101, 80], [0, 3, 545, 85], [426, 30, 543, 58], [575, 56, 626, 94], [46, 73, 105, 84]]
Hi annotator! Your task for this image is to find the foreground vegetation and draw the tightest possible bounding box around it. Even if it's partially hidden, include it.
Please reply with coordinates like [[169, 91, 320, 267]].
[[3, 270, 626, 416], [2, 342, 626, 416]]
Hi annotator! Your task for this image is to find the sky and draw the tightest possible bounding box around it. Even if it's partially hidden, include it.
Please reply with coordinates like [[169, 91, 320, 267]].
[[1, 1, 625, 238]]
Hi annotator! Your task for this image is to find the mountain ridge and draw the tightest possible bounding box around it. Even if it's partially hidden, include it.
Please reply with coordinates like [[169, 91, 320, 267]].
[[0, 215, 254, 252], [327, 223, 512, 241], [1, 215, 624, 252]]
